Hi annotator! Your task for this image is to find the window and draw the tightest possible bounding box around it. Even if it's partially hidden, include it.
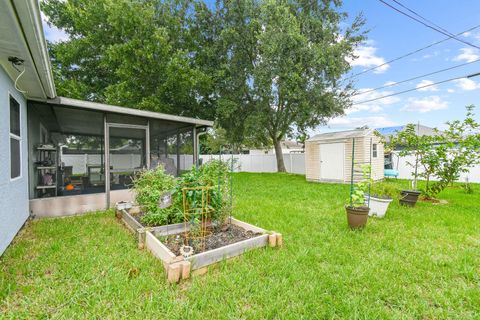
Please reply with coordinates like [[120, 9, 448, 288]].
[[372, 143, 378, 158], [10, 95, 21, 179]]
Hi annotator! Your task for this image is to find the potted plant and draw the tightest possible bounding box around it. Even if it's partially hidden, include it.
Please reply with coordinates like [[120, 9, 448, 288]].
[[365, 184, 396, 218], [346, 165, 371, 229]]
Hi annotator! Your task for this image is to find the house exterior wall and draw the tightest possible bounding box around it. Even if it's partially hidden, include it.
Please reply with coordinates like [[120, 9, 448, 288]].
[[0, 65, 29, 255]]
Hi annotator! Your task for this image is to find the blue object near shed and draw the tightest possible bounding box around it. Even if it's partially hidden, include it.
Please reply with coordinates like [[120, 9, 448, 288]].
[[384, 169, 399, 178]]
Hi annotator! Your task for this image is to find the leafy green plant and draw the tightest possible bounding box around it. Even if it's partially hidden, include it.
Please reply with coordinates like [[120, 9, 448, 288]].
[[347, 164, 372, 208], [131, 165, 180, 226], [133, 160, 232, 227], [462, 181, 474, 194], [370, 183, 398, 199]]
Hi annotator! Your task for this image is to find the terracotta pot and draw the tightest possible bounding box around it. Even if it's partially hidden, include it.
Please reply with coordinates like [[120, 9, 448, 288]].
[[345, 206, 369, 229], [399, 190, 421, 207]]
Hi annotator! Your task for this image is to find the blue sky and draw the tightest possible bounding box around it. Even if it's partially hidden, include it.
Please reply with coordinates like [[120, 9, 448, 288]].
[[41, 0, 480, 133]]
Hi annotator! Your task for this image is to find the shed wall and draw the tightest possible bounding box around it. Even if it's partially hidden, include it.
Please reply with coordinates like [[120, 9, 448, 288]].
[[305, 132, 384, 184], [305, 141, 320, 181]]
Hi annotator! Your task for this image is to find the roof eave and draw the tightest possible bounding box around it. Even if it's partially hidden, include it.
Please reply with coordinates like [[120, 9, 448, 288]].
[[12, 0, 56, 99]]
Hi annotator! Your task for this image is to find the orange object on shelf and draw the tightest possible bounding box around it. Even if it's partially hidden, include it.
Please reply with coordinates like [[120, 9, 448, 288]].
[[65, 184, 74, 191]]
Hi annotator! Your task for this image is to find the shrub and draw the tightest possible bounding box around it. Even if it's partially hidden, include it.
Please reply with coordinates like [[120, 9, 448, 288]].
[[133, 160, 232, 227], [132, 165, 180, 226], [370, 183, 399, 199]]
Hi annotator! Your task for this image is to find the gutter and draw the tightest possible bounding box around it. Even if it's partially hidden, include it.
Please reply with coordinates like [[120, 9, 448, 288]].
[[10, 0, 57, 98]]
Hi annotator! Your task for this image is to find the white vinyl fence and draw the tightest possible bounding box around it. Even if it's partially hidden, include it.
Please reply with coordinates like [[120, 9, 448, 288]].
[[63, 152, 480, 183], [390, 152, 480, 183], [200, 153, 305, 174], [201, 152, 480, 183]]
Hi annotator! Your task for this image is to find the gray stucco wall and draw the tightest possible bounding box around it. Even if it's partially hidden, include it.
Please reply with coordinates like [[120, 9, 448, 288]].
[[0, 65, 29, 255]]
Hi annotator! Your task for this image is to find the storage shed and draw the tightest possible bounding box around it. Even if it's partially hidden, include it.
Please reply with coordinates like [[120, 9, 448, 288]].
[[305, 129, 384, 183]]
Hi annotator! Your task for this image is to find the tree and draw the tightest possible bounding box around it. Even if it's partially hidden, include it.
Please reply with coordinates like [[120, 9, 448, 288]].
[[388, 124, 436, 191], [427, 105, 480, 196], [42, 0, 216, 119], [213, 0, 365, 171], [389, 106, 480, 198]]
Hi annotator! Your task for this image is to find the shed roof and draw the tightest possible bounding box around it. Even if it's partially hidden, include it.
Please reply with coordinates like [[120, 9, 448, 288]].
[[307, 129, 375, 142]]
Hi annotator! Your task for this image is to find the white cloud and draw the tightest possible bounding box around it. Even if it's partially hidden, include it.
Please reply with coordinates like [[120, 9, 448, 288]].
[[348, 88, 400, 114], [401, 96, 448, 113], [41, 12, 69, 43], [447, 88, 455, 93], [328, 116, 396, 129], [348, 44, 389, 74], [453, 48, 480, 63], [416, 79, 438, 92], [454, 78, 480, 91]]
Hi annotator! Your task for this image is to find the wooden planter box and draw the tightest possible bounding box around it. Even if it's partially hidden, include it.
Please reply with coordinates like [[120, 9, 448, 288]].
[[116, 208, 282, 283]]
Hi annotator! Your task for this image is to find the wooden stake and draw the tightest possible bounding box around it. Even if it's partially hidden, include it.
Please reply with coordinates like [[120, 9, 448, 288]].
[[268, 233, 277, 247], [137, 230, 145, 250], [180, 261, 191, 280], [167, 263, 181, 283], [276, 233, 283, 247]]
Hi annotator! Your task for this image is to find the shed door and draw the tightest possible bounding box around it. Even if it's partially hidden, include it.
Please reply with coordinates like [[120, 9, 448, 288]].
[[320, 143, 344, 180]]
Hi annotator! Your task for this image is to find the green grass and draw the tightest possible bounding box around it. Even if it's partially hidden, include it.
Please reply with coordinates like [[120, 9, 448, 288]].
[[1, 173, 479, 319]]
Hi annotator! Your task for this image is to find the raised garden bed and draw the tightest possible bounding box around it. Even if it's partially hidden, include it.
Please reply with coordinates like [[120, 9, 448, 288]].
[[116, 207, 282, 283]]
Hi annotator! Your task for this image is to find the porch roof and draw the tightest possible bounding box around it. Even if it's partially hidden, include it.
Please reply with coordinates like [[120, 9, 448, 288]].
[[45, 96, 214, 127]]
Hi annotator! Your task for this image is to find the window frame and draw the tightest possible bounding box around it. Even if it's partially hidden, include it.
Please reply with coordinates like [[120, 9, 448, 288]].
[[9, 93, 22, 181], [372, 143, 378, 158]]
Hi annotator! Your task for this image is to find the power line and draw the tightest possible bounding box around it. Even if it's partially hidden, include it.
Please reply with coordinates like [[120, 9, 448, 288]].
[[378, 0, 480, 50], [390, 0, 456, 37], [345, 24, 480, 79], [352, 72, 480, 105], [353, 58, 480, 96]]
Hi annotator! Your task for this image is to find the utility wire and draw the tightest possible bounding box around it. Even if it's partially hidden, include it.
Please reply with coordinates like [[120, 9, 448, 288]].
[[391, 0, 457, 37], [352, 72, 480, 105], [379, 0, 480, 50], [353, 58, 480, 96], [345, 24, 480, 79]]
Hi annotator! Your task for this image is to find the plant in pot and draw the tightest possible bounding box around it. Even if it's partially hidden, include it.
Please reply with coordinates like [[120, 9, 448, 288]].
[[366, 183, 397, 218], [346, 165, 372, 229]]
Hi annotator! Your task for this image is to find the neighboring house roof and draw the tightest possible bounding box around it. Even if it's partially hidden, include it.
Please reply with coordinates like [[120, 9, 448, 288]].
[[0, 0, 56, 99], [281, 140, 303, 149], [377, 124, 440, 143], [376, 126, 405, 136], [307, 128, 375, 142]]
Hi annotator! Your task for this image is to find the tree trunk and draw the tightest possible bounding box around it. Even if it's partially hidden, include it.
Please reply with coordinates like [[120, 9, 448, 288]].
[[273, 139, 287, 172]]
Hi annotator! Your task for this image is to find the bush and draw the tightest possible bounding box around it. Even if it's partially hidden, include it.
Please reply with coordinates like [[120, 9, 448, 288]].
[[133, 160, 232, 227], [132, 165, 180, 226], [370, 183, 399, 199], [177, 160, 231, 224]]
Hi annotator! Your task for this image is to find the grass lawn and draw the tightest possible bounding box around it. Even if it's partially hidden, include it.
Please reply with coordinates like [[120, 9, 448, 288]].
[[1, 173, 479, 319]]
